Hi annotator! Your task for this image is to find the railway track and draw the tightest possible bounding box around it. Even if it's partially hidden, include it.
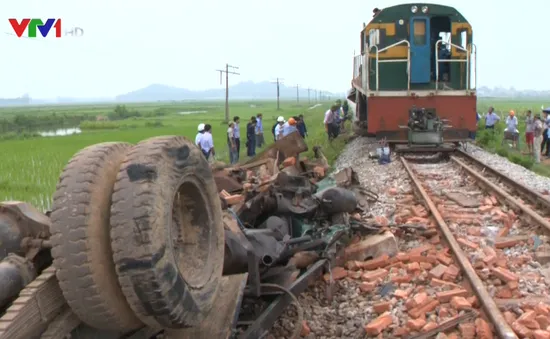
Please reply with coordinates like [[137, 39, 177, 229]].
[[394, 151, 550, 339]]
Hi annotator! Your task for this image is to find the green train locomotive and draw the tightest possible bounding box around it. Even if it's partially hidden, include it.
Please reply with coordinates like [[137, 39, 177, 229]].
[[348, 3, 477, 149]]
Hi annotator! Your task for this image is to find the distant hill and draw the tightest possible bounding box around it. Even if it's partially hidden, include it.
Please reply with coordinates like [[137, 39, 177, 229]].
[[114, 81, 340, 102]]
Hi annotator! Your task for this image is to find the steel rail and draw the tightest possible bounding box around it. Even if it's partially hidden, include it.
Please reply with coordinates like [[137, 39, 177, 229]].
[[400, 156, 518, 339], [450, 155, 550, 233], [456, 149, 550, 211]]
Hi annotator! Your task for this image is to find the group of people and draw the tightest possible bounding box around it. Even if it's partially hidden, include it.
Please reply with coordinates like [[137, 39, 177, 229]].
[[194, 112, 309, 165], [271, 114, 308, 142], [483, 106, 550, 163], [324, 100, 350, 140]]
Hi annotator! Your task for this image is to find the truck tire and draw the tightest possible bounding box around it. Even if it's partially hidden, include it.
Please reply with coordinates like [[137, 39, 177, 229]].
[[110, 136, 224, 329], [50, 142, 143, 332]]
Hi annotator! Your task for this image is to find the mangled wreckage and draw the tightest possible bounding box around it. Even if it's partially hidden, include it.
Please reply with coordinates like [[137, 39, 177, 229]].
[[0, 131, 390, 339]]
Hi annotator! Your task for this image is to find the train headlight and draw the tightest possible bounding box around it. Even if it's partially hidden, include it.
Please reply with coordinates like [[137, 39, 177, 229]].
[[422, 6, 429, 13], [411, 5, 418, 13]]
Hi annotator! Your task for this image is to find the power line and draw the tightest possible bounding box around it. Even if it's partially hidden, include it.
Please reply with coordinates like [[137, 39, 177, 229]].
[[270, 77, 284, 111], [295, 84, 300, 103], [215, 63, 239, 123]]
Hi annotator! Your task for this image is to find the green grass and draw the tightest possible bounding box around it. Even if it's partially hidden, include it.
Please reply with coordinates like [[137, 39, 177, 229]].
[[2, 97, 549, 211], [0, 100, 348, 211]]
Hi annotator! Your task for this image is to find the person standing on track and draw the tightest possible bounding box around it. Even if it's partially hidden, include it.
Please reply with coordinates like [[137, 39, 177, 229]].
[[534, 114, 544, 163], [195, 123, 205, 147], [484, 106, 500, 130], [525, 110, 534, 155], [200, 124, 215, 160], [255, 113, 264, 148], [233, 116, 241, 162]]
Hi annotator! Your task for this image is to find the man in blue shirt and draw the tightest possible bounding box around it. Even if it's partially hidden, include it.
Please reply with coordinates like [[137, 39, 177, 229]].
[[296, 114, 308, 138], [485, 107, 500, 130]]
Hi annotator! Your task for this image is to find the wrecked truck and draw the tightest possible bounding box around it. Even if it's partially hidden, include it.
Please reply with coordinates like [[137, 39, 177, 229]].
[[0, 132, 381, 339]]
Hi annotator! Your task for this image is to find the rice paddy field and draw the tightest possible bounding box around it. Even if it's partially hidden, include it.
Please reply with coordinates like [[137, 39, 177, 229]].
[[0, 97, 549, 211], [0, 100, 345, 210]]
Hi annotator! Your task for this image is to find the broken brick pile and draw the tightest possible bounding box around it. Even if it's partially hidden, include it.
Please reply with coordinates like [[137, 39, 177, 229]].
[[505, 304, 550, 339], [322, 242, 492, 337]]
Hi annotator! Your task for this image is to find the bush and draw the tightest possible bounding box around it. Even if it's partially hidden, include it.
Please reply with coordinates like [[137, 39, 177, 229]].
[[496, 147, 509, 158], [144, 120, 164, 127], [509, 154, 534, 170]]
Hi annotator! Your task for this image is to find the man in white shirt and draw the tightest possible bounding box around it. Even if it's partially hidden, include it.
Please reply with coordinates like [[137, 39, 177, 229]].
[[195, 123, 205, 147], [534, 114, 544, 163], [484, 107, 500, 130], [324, 105, 339, 140], [504, 110, 519, 148], [274, 116, 285, 141], [200, 124, 215, 160], [227, 122, 237, 164]]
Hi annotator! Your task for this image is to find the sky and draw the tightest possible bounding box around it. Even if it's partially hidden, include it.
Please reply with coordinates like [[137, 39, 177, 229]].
[[0, 0, 548, 99]]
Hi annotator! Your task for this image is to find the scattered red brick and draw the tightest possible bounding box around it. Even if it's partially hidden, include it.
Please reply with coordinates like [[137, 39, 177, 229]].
[[475, 317, 493, 339], [300, 321, 311, 336], [435, 289, 468, 303], [373, 301, 392, 314], [407, 318, 426, 331], [450, 296, 472, 310], [533, 330, 550, 339], [364, 311, 393, 335], [436, 252, 453, 266], [282, 157, 296, 167], [393, 327, 409, 337], [457, 237, 479, 250], [362, 269, 388, 282], [422, 322, 438, 332], [394, 289, 409, 299], [323, 266, 347, 282], [361, 254, 390, 270], [409, 299, 439, 319], [429, 264, 448, 279], [358, 282, 377, 293], [491, 267, 519, 282]]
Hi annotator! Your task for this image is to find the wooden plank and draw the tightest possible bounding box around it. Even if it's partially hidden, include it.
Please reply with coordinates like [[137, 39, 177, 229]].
[[165, 273, 248, 339]]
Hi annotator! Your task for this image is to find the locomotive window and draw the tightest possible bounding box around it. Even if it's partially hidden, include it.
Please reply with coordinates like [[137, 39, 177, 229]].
[[369, 29, 380, 46], [413, 20, 426, 45], [460, 31, 467, 49]]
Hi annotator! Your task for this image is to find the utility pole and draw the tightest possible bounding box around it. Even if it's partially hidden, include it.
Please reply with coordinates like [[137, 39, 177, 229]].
[[271, 78, 284, 110], [296, 85, 299, 103], [307, 88, 311, 104], [216, 63, 240, 122]]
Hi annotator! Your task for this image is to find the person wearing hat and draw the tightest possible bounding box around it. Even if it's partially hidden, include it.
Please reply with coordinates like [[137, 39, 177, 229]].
[[273, 116, 285, 141], [227, 121, 237, 164], [282, 117, 298, 137], [195, 123, 205, 148], [200, 124, 215, 160], [504, 110, 519, 148], [534, 113, 544, 163]]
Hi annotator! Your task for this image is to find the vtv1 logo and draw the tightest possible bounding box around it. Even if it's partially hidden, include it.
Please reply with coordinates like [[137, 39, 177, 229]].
[[8, 18, 84, 38]]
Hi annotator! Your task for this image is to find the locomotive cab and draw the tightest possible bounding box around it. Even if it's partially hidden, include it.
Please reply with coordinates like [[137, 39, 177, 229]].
[[349, 3, 477, 145]]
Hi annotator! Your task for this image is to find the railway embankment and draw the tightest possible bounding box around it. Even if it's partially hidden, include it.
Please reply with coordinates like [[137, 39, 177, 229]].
[[270, 136, 550, 338]]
